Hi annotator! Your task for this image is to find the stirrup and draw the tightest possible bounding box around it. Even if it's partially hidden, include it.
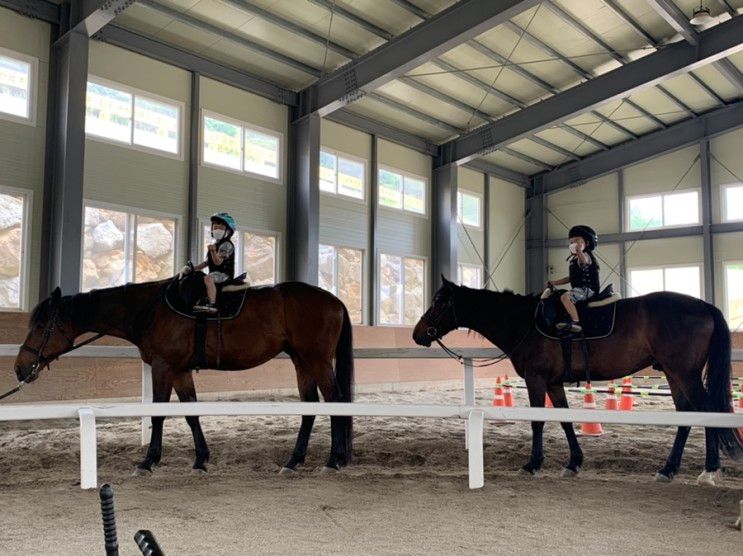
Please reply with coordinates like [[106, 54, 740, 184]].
[[193, 303, 217, 314]]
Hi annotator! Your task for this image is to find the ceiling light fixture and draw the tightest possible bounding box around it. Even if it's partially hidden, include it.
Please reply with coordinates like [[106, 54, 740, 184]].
[[689, 3, 714, 25]]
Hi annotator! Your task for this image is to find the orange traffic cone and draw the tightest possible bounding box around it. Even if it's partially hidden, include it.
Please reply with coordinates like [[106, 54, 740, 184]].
[[503, 376, 515, 408], [619, 376, 634, 411], [492, 376, 505, 407], [579, 383, 605, 436], [545, 393, 553, 408], [604, 382, 619, 411]]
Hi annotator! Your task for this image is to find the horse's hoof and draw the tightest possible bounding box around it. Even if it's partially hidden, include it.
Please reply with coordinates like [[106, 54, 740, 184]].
[[279, 467, 297, 476], [132, 467, 152, 477], [190, 468, 207, 476], [654, 472, 673, 483], [561, 467, 580, 478], [320, 465, 339, 475], [519, 467, 537, 476], [696, 469, 721, 486]]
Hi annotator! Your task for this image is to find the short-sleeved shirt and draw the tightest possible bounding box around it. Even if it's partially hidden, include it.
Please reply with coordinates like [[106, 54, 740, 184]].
[[207, 238, 235, 280]]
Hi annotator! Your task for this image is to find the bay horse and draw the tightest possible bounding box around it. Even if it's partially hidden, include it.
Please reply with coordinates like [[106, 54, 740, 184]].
[[412, 277, 743, 485], [12, 280, 354, 474]]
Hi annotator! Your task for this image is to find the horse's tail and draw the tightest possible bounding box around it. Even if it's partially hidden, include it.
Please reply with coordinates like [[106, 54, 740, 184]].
[[334, 304, 354, 461], [704, 303, 743, 459]]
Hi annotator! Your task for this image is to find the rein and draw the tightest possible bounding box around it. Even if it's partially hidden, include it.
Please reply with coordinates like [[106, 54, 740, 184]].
[[0, 307, 104, 402]]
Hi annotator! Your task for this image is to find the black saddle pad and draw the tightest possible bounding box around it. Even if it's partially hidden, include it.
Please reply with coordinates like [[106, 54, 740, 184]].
[[165, 276, 250, 320], [535, 296, 617, 341]]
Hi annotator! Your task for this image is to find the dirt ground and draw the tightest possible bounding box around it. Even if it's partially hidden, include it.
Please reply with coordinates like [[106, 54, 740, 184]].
[[1, 385, 742, 555]]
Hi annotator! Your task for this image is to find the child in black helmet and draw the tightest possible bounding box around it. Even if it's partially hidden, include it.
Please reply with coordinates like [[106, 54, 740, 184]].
[[547, 225, 600, 334]]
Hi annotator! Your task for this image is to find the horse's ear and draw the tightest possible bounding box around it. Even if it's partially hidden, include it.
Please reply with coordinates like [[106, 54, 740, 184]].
[[441, 275, 454, 290], [50, 287, 62, 304]]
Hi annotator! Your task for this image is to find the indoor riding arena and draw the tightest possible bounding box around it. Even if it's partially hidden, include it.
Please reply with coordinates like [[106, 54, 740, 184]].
[[1, 0, 743, 554]]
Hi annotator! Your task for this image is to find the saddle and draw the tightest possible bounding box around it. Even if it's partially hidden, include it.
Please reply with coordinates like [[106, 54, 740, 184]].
[[535, 284, 620, 341]]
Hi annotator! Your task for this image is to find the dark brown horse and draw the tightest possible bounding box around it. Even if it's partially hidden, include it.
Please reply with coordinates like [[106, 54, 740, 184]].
[[413, 277, 743, 485], [12, 280, 354, 474]]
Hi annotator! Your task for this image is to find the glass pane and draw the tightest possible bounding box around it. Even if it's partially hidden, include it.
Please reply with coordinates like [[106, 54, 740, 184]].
[[379, 254, 402, 324], [379, 169, 403, 209], [664, 266, 701, 298], [403, 177, 425, 214], [135, 215, 175, 282], [404, 257, 425, 325], [0, 54, 30, 118], [338, 157, 364, 199], [244, 232, 275, 285], [629, 269, 663, 297], [85, 82, 132, 143], [133, 96, 179, 154], [460, 193, 480, 227], [203, 116, 241, 170], [244, 128, 279, 179], [459, 264, 482, 288], [629, 196, 662, 231], [338, 247, 363, 324], [724, 186, 743, 222], [318, 244, 336, 292], [726, 263, 743, 330], [319, 151, 337, 193], [0, 192, 25, 308], [82, 207, 128, 291], [663, 191, 699, 226]]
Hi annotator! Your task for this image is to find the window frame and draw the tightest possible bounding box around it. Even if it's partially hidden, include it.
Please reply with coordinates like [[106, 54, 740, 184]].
[[85, 76, 185, 160], [723, 259, 743, 331], [319, 147, 367, 203], [625, 188, 701, 232], [627, 263, 704, 299], [457, 262, 483, 288], [457, 190, 483, 229], [0, 46, 38, 126], [80, 200, 182, 291], [376, 250, 427, 327], [318, 242, 366, 324], [721, 183, 743, 224], [377, 165, 428, 218], [200, 109, 284, 184], [0, 184, 33, 311]]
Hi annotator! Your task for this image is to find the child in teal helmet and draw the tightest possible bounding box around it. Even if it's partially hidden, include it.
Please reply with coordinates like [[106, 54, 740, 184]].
[[182, 212, 237, 314]]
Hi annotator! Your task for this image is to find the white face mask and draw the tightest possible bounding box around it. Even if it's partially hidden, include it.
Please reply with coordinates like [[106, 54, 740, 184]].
[[569, 243, 578, 254], [212, 229, 226, 240]]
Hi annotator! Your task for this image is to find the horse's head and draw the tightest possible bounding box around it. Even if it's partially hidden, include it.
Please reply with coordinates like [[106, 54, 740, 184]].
[[14, 287, 76, 384], [412, 275, 459, 347]]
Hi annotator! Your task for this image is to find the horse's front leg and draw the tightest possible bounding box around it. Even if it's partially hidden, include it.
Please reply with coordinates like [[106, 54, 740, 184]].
[[547, 382, 583, 477], [173, 370, 210, 474], [135, 363, 173, 474], [521, 374, 547, 475]]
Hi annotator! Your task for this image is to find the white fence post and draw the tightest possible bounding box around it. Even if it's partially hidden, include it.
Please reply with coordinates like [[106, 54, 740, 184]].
[[141, 362, 152, 446], [463, 358, 475, 450], [78, 408, 97, 490], [467, 409, 485, 489]]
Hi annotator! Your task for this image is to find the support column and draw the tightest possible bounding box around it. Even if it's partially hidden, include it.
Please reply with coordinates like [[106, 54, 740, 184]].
[[483, 173, 491, 289], [700, 139, 714, 304], [525, 176, 546, 293], [368, 135, 378, 324], [617, 170, 627, 298], [187, 72, 200, 261], [431, 162, 458, 298], [45, 29, 89, 294], [286, 112, 320, 283]]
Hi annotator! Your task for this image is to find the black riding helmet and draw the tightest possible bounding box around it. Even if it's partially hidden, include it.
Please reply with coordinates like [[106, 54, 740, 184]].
[[568, 225, 598, 251]]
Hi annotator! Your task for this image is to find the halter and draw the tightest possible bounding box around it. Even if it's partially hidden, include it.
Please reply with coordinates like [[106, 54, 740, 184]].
[[0, 305, 104, 402]]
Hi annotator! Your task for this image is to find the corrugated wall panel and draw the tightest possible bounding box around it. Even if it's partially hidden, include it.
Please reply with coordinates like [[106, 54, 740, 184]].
[[546, 173, 619, 240], [457, 166, 485, 267], [489, 177, 525, 293]]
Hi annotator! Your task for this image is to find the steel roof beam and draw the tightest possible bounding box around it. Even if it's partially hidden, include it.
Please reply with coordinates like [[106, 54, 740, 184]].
[[0, 0, 59, 24], [463, 159, 530, 187]]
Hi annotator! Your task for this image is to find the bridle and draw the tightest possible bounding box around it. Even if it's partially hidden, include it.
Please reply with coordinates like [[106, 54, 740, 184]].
[[0, 304, 104, 402]]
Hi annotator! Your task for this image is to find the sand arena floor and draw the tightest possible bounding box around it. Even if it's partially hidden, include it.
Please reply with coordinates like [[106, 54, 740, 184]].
[[1, 385, 742, 555]]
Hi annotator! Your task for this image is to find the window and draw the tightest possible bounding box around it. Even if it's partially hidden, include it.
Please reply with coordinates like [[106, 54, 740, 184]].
[[458, 263, 483, 288], [628, 265, 702, 299], [82, 205, 178, 291], [201, 225, 278, 285], [319, 244, 363, 323], [378, 168, 426, 215], [85, 78, 181, 156], [379, 253, 425, 325], [723, 184, 743, 222], [457, 191, 482, 227], [319, 150, 364, 200], [627, 190, 699, 231], [724, 262, 743, 330], [0, 187, 31, 309], [0, 48, 36, 124], [202, 111, 282, 180]]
